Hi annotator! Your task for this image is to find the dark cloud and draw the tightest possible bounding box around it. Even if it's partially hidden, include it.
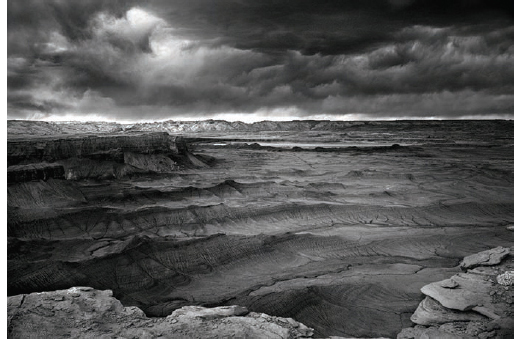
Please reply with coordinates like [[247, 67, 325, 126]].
[[7, 0, 514, 120], [141, 0, 514, 55]]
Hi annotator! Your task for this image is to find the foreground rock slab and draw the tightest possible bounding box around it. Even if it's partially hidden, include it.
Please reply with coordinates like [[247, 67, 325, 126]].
[[7, 287, 314, 339], [399, 246, 514, 339], [410, 296, 488, 326], [420, 272, 499, 314], [460, 247, 510, 271]]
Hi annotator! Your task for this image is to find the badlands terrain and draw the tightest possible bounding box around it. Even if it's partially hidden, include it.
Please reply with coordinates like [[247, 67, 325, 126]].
[[7, 120, 514, 338]]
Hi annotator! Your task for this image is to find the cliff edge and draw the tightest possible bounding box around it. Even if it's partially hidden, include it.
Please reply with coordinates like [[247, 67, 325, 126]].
[[7, 132, 212, 182], [7, 287, 314, 339]]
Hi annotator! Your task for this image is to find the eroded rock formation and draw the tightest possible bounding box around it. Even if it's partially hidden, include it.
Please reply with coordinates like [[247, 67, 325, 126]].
[[8, 132, 176, 165], [398, 247, 514, 339], [7, 132, 210, 181], [7, 163, 65, 183], [7, 287, 314, 339], [459, 247, 510, 271], [8, 121, 514, 338]]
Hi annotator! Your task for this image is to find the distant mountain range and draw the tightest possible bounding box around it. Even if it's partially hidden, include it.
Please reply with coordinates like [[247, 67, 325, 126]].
[[8, 119, 513, 137]]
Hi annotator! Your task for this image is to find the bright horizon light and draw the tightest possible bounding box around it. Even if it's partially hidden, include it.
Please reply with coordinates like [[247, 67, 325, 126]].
[[8, 112, 513, 124]]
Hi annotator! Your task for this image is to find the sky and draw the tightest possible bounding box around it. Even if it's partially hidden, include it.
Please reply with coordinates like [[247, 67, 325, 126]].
[[7, 0, 514, 122]]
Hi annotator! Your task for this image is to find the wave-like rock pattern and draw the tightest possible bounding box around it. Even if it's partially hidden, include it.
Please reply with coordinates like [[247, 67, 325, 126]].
[[8, 199, 514, 240], [8, 229, 512, 337], [8, 179, 86, 209], [7, 121, 514, 338]]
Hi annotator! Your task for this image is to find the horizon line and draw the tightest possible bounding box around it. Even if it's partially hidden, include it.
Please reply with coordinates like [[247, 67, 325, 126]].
[[7, 113, 514, 124]]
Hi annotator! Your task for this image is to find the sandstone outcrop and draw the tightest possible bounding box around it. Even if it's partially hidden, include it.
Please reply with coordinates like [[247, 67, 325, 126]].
[[460, 247, 510, 271], [7, 163, 65, 183], [410, 296, 488, 326], [398, 246, 514, 338], [7, 132, 179, 165], [7, 132, 209, 182], [7, 287, 315, 339]]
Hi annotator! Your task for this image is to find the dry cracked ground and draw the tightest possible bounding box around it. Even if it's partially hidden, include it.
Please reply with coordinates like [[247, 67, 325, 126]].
[[7, 120, 514, 338]]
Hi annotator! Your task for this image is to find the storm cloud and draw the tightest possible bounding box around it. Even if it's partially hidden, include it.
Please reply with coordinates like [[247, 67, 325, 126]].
[[7, 0, 514, 121]]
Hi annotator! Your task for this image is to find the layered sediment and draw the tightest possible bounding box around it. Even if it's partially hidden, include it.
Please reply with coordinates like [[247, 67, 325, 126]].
[[7, 121, 514, 338], [7, 132, 180, 165], [7, 132, 209, 181], [7, 163, 65, 183]]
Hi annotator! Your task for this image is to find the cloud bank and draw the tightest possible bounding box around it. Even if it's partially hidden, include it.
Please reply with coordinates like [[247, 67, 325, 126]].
[[7, 0, 514, 121]]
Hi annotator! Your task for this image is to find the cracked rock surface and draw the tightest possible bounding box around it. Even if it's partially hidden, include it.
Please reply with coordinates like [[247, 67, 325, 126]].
[[399, 246, 514, 339], [460, 247, 510, 271], [7, 287, 314, 339]]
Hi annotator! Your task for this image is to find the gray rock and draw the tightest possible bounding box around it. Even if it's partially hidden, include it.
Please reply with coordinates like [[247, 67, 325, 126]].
[[397, 325, 471, 339], [8, 287, 314, 339], [421, 273, 494, 312], [439, 278, 459, 289], [496, 271, 514, 286], [411, 296, 487, 326], [460, 247, 510, 271], [169, 305, 249, 320], [401, 246, 514, 339]]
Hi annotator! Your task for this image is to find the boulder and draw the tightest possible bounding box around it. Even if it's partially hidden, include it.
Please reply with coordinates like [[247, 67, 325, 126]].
[[420, 272, 506, 319], [460, 247, 510, 271], [496, 271, 514, 286]]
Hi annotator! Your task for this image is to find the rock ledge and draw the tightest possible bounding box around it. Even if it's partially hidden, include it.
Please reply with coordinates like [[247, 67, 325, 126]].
[[398, 246, 514, 339], [8, 287, 314, 339]]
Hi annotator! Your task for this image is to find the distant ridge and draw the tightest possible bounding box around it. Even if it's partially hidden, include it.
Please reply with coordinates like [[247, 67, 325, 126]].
[[8, 119, 514, 137]]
